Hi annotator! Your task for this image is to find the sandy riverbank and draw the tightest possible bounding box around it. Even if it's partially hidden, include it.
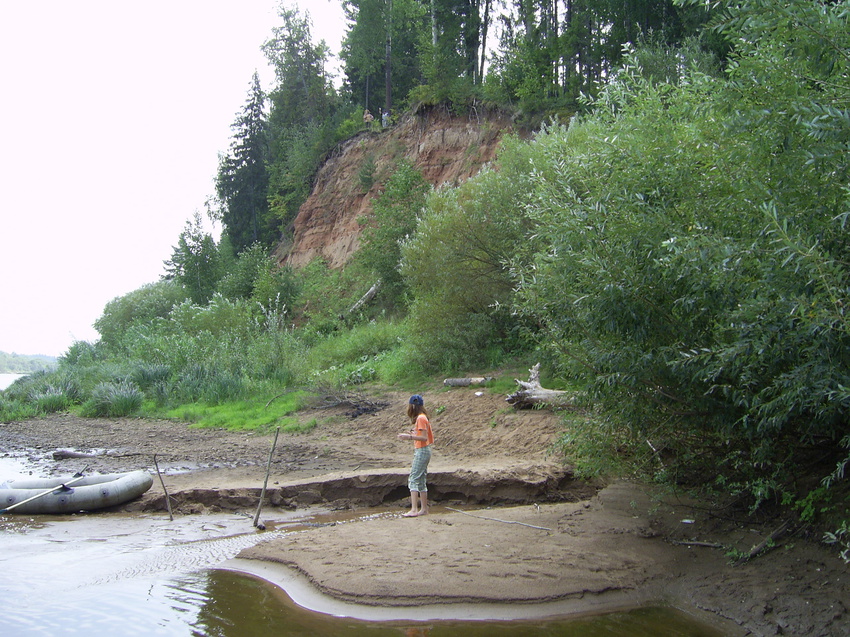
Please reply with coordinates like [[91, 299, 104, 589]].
[[1, 385, 848, 635]]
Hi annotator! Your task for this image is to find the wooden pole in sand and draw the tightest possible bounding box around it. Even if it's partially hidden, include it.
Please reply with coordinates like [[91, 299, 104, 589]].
[[153, 454, 174, 521], [253, 426, 280, 529]]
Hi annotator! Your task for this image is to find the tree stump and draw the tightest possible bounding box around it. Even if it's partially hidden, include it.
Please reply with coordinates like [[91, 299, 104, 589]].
[[505, 363, 571, 408]]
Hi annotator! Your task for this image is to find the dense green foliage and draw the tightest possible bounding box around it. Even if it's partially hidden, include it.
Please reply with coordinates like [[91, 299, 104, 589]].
[[508, 0, 849, 517], [0, 352, 56, 374], [212, 1, 724, 253], [215, 73, 275, 253], [2, 0, 848, 558], [358, 159, 430, 300], [401, 134, 537, 370]]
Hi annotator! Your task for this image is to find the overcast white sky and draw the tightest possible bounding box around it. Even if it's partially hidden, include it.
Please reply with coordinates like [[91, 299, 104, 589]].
[[0, 1, 346, 357]]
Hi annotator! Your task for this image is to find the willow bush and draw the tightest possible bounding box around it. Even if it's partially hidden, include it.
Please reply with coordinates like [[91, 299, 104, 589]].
[[400, 135, 539, 372], [511, 0, 850, 517]]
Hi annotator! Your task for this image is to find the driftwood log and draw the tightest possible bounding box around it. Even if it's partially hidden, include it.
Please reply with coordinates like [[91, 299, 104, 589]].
[[348, 280, 382, 315], [52, 449, 99, 460], [443, 377, 493, 387], [506, 363, 571, 408]]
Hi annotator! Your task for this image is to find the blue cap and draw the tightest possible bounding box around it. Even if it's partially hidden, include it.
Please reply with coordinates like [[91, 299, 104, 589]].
[[409, 394, 424, 406]]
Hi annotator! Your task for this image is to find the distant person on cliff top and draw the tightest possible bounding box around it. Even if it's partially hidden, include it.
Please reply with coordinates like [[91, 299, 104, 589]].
[[363, 109, 373, 129], [397, 394, 434, 517]]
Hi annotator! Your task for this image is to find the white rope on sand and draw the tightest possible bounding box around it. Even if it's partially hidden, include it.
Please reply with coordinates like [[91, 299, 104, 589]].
[[445, 506, 552, 531]]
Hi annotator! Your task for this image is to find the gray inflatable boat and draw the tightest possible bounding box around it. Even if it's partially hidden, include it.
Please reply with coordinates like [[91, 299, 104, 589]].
[[0, 470, 153, 514]]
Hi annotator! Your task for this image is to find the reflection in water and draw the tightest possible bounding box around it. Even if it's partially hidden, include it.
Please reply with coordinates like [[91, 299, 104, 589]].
[[0, 510, 727, 637], [185, 570, 725, 637]]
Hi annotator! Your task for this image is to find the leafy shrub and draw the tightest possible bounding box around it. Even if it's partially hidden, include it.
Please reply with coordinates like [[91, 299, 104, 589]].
[[358, 154, 377, 192], [217, 242, 272, 301], [60, 340, 102, 367], [169, 295, 253, 338], [93, 280, 186, 349], [508, 3, 850, 508], [82, 381, 143, 417], [244, 327, 306, 384], [251, 265, 300, 315], [172, 365, 245, 405], [307, 319, 404, 370], [0, 396, 38, 422], [824, 521, 850, 564], [358, 160, 430, 301], [400, 138, 537, 370], [333, 107, 368, 142], [293, 257, 375, 327], [30, 385, 71, 414], [404, 303, 500, 374], [130, 363, 172, 390]]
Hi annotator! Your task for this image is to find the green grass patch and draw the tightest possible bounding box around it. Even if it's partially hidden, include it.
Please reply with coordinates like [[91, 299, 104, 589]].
[[480, 375, 517, 394], [0, 397, 39, 422], [165, 390, 309, 431], [281, 417, 318, 433]]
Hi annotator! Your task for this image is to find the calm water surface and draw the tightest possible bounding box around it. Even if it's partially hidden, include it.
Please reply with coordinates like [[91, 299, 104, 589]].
[[0, 372, 27, 391], [0, 454, 730, 636]]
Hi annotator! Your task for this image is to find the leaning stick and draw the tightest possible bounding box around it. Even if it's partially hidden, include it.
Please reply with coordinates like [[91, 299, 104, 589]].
[[253, 426, 280, 528], [445, 506, 552, 531], [153, 454, 173, 521], [734, 519, 792, 566], [669, 540, 724, 548]]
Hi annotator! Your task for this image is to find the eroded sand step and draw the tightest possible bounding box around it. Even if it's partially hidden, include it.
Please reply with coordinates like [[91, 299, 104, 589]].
[[138, 466, 599, 512]]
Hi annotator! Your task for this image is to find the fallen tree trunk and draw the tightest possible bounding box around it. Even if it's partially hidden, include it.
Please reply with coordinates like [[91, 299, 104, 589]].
[[506, 363, 571, 408], [348, 279, 382, 315], [443, 377, 493, 387]]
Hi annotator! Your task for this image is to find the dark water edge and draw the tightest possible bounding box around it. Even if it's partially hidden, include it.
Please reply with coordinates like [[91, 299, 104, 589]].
[[179, 569, 731, 637]]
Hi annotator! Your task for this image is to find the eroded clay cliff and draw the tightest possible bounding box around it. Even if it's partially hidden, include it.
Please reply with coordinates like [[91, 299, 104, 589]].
[[275, 108, 513, 269]]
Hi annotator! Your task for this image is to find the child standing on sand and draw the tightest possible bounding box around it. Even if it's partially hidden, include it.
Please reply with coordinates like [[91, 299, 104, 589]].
[[397, 394, 434, 517]]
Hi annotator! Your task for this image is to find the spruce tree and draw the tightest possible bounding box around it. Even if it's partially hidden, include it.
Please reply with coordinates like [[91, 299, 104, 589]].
[[215, 72, 273, 254]]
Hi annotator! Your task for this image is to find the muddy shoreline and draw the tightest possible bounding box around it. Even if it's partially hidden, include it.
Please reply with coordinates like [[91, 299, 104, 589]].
[[1, 391, 849, 635]]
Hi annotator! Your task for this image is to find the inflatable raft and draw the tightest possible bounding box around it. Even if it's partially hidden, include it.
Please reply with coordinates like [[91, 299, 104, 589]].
[[0, 470, 153, 514]]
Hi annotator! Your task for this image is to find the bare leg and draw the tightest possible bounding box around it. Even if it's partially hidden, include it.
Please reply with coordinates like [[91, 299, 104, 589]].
[[419, 491, 429, 516], [403, 491, 419, 517]]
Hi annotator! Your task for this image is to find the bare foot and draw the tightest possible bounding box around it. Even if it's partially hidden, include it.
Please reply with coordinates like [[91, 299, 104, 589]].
[[402, 511, 419, 517]]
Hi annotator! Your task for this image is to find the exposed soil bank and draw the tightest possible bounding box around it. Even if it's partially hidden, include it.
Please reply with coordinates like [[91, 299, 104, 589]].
[[1, 386, 848, 635]]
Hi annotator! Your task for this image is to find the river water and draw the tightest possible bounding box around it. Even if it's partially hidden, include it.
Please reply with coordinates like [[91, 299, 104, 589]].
[[0, 454, 731, 636], [0, 372, 27, 391]]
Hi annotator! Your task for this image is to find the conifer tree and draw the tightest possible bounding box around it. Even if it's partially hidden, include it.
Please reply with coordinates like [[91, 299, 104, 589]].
[[215, 72, 273, 254], [263, 6, 341, 228]]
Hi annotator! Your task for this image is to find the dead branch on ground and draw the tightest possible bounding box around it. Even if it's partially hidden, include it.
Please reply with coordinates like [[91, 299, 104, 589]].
[[506, 363, 572, 408]]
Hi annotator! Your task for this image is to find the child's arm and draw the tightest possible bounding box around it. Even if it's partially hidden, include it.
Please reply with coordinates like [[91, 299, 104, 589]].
[[398, 420, 428, 441], [398, 427, 428, 442]]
